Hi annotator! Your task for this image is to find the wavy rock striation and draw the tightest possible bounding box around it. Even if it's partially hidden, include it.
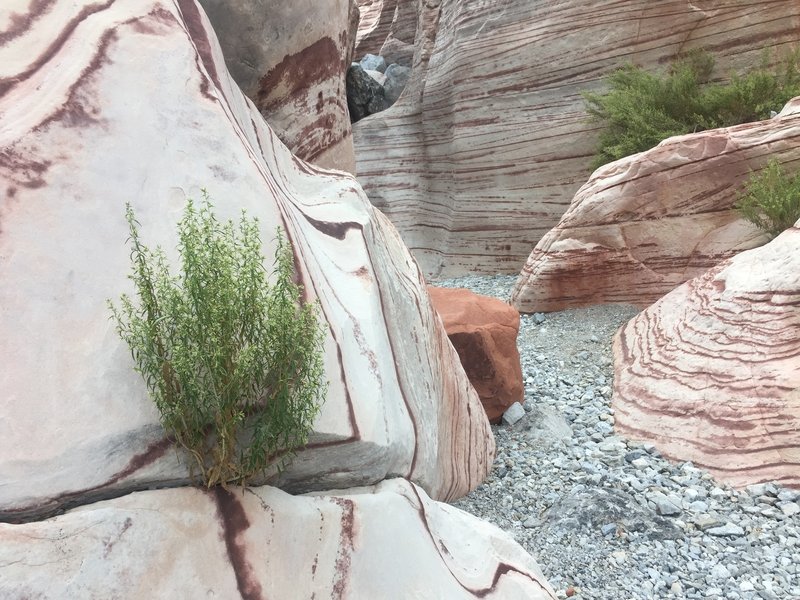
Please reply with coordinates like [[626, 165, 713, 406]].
[[612, 225, 800, 489], [0, 479, 557, 599], [198, 0, 359, 172], [353, 0, 800, 277], [0, 0, 492, 522], [511, 99, 800, 313]]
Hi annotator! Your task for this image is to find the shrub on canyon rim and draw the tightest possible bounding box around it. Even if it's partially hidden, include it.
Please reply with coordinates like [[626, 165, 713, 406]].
[[584, 47, 800, 169], [735, 159, 800, 240], [109, 193, 326, 487]]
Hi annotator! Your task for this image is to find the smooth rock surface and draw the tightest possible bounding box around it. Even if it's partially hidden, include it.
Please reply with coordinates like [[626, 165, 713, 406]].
[[354, 0, 800, 277], [355, 0, 415, 64], [0, 478, 557, 599], [429, 287, 524, 422], [613, 222, 800, 489], [0, 0, 493, 521], [511, 98, 800, 313], [199, 0, 359, 172]]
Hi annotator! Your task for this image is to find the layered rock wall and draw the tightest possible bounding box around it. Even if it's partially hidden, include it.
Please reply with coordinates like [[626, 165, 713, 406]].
[[199, 0, 359, 172], [353, 0, 800, 276], [511, 99, 800, 313]]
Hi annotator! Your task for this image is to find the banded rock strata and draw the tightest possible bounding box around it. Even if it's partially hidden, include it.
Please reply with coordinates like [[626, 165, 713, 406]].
[[0, 0, 493, 522], [353, 0, 800, 277], [0, 479, 557, 599], [355, 0, 415, 65], [198, 0, 359, 172], [612, 223, 800, 489], [511, 99, 800, 313]]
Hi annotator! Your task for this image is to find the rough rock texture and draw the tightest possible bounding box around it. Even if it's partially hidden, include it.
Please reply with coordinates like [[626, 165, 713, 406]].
[[0, 478, 557, 599], [346, 64, 389, 121], [612, 224, 800, 489], [198, 0, 359, 172], [355, 0, 415, 63], [353, 0, 800, 277], [429, 287, 523, 423], [511, 99, 800, 313], [0, 0, 493, 522]]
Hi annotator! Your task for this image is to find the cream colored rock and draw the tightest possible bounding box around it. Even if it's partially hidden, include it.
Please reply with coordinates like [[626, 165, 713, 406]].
[[0, 479, 557, 599], [511, 100, 800, 313], [353, 0, 800, 277], [198, 0, 359, 172], [0, 0, 492, 521], [612, 224, 800, 489]]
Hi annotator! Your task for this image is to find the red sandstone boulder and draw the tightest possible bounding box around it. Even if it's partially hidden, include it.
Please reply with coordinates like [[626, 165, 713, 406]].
[[429, 287, 523, 422], [612, 222, 800, 489]]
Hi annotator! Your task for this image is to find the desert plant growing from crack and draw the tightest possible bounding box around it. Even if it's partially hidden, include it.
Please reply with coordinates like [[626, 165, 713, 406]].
[[109, 193, 326, 487]]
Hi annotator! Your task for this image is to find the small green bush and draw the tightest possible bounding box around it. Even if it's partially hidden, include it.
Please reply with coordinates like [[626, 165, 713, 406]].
[[584, 47, 800, 169], [735, 159, 800, 240], [109, 194, 326, 487]]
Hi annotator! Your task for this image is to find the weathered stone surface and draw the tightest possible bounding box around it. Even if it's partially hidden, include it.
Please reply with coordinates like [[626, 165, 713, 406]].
[[0, 479, 557, 599], [383, 63, 410, 104], [511, 99, 800, 313], [360, 52, 387, 73], [346, 63, 389, 121], [353, 0, 800, 277], [429, 287, 523, 422], [199, 0, 359, 172], [612, 224, 800, 489], [0, 0, 493, 521], [365, 68, 387, 86], [355, 0, 415, 63]]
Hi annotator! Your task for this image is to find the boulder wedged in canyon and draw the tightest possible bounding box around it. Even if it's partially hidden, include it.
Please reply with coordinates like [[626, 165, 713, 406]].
[[198, 0, 359, 172], [612, 224, 800, 489], [511, 99, 800, 313], [0, 478, 557, 599], [429, 287, 523, 423], [353, 0, 800, 277], [0, 0, 493, 522]]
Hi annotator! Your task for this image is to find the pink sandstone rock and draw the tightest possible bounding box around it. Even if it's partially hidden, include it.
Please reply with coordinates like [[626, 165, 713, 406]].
[[0, 0, 493, 521], [511, 99, 800, 313], [0, 478, 557, 599], [612, 223, 800, 489], [429, 287, 523, 422], [198, 0, 359, 173], [356, 0, 407, 57], [353, 0, 800, 277]]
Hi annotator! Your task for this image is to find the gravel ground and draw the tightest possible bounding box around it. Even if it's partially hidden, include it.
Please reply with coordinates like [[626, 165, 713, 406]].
[[433, 275, 800, 600]]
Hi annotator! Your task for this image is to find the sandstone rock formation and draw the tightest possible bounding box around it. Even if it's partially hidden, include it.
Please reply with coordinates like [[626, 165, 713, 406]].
[[0, 0, 493, 522], [198, 0, 359, 172], [511, 99, 800, 313], [353, 0, 800, 277], [429, 287, 523, 422], [0, 478, 557, 599], [612, 224, 800, 489], [355, 0, 415, 65]]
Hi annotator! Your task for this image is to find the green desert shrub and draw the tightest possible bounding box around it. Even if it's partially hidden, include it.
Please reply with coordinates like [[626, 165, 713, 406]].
[[109, 194, 326, 487], [735, 159, 800, 240], [584, 47, 800, 169]]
